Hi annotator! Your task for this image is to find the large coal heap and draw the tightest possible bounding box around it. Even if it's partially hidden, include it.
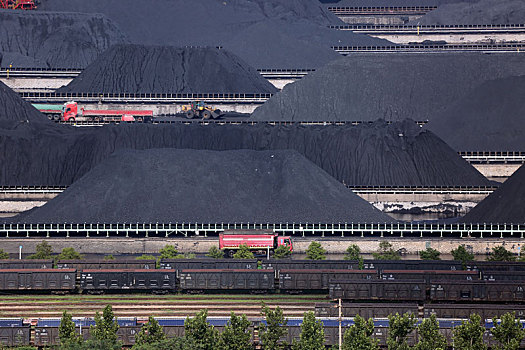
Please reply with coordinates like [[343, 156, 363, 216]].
[[37, 0, 390, 68], [251, 53, 525, 122], [58, 45, 277, 94], [18, 149, 394, 223], [413, 0, 525, 25], [461, 165, 525, 223], [0, 120, 490, 187], [427, 75, 525, 151], [0, 10, 128, 68], [0, 80, 49, 123]]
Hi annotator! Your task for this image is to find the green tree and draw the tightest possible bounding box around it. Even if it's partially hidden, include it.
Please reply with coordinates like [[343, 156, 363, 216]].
[[58, 247, 83, 260], [373, 241, 400, 260], [451, 245, 475, 268], [159, 245, 179, 259], [415, 314, 447, 350], [184, 309, 219, 350], [487, 246, 516, 262], [342, 314, 379, 350], [260, 304, 288, 350], [274, 244, 292, 259], [0, 249, 9, 259], [419, 247, 441, 260], [218, 312, 252, 350], [28, 240, 53, 259], [453, 314, 487, 350], [305, 242, 326, 260], [233, 244, 255, 259], [59, 310, 82, 347], [387, 312, 417, 350], [206, 246, 224, 259], [292, 311, 325, 350], [103, 255, 115, 260], [134, 316, 166, 347], [91, 305, 119, 346], [344, 244, 364, 269], [491, 312, 525, 350], [136, 254, 156, 260]]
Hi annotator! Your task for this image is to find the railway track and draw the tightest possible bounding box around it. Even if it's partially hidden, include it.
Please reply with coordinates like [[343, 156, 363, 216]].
[[0, 294, 322, 318]]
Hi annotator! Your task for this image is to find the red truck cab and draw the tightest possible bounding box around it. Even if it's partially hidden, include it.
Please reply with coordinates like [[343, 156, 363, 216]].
[[219, 230, 292, 257]]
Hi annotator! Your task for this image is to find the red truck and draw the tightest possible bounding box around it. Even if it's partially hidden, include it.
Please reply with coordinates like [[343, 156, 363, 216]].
[[219, 230, 293, 258], [35, 102, 154, 122]]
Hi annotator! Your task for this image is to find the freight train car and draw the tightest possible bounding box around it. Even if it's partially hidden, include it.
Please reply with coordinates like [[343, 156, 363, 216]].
[[279, 269, 376, 292], [79, 269, 176, 293], [424, 303, 525, 320], [159, 259, 258, 270], [0, 269, 76, 292], [330, 280, 427, 301], [261, 259, 362, 271], [179, 269, 275, 292], [0, 260, 53, 269], [315, 302, 419, 318], [381, 270, 479, 283], [57, 259, 156, 270], [0, 319, 30, 347], [430, 281, 525, 302]]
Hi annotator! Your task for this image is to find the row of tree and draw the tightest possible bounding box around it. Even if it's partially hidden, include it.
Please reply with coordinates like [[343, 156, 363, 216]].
[[0, 241, 520, 263], [50, 305, 525, 350]]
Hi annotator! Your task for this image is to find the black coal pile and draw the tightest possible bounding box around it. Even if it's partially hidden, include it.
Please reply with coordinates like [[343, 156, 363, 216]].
[[427, 75, 525, 151], [0, 120, 490, 187], [0, 10, 128, 68], [0, 80, 49, 123], [57, 45, 277, 94], [251, 53, 525, 122], [38, 0, 390, 68], [18, 149, 394, 223], [462, 165, 525, 223], [413, 0, 525, 25]]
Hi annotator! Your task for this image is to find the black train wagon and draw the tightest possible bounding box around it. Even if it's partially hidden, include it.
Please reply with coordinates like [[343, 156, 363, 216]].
[[0, 269, 76, 291], [482, 271, 525, 282], [160, 259, 258, 270], [430, 281, 525, 302], [424, 303, 525, 319], [261, 259, 362, 271], [0, 318, 30, 347], [35, 318, 140, 347], [330, 280, 426, 301], [156, 317, 255, 342], [79, 269, 176, 293], [179, 269, 274, 291], [279, 269, 376, 292], [363, 259, 463, 271], [381, 270, 479, 283], [468, 261, 525, 272], [0, 259, 53, 269], [57, 259, 156, 270], [315, 302, 419, 318]]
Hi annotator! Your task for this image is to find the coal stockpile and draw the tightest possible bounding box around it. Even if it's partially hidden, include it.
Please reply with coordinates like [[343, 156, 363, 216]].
[[38, 0, 390, 69], [251, 53, 525, 122], [427, 75, 525, 151], [18, 149, 394, 223], [461, 165, 525, 223], [0, 80, 49, 123], [0, 121, 490, 187], [413, 0, 525, 25], [0, 10, 127, 69], [57, 45, 277, 94]]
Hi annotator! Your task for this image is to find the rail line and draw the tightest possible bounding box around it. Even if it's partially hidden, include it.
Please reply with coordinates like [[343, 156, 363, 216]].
[[327, 6, 437, 15], [331, 23, 525, 33], [0, 222, 523, 239], [333, 43, 525, 54], [459, 151, 525, 164]]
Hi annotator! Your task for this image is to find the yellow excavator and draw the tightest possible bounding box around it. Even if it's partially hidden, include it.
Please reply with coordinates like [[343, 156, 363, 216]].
[[182, 101, 223, 120]]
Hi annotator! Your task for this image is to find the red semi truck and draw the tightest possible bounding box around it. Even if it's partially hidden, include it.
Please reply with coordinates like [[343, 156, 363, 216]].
[[219, 230, 293, 258], [35, 102, 154, 122]]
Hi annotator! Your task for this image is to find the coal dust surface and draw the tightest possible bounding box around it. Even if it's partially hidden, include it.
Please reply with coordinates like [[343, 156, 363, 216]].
[[0, 121, 490, 188], [0, 10, 128, 68], [251, 53, 525, 122], [37, 0, 391, 68], [427, 75, 525, 151], [413, 0, 525, 25], [461, 164, 525, 223], [57, 45, 277, 94], [0, 80, 50, 123], [17, 149, 394, 223]]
